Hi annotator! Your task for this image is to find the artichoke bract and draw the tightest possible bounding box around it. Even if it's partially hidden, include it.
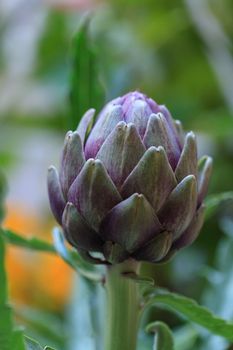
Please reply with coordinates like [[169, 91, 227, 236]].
[[48, 91, 212, 264]]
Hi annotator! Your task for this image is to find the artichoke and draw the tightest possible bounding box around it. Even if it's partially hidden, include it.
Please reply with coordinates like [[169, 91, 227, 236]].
[[48, 91, 212, 264]]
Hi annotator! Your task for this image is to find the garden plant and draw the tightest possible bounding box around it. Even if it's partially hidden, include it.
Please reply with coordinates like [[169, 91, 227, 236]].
[[1, 10, 233, 350]]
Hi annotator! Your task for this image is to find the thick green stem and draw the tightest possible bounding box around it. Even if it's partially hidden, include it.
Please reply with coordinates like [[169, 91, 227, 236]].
[[104, 260, 141, 350]]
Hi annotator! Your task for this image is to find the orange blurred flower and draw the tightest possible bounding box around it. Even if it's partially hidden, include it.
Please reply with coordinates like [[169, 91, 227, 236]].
[[4, 202, 73, 311]]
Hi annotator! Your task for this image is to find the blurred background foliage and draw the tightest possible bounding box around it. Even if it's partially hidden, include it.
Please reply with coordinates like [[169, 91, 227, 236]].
[[0, 0, 233, 349]]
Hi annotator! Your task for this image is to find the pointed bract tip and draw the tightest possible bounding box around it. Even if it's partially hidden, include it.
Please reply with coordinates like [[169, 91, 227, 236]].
[[185, 174, 196, 182], [203, 155, 213, 166], [155, 112, 164, 119], [65, 130, 73, 139], [116, 121, 127, 130], [156, 145, 165, 153], [48, 165, 56, 173], [86, 158, 95, 165], [186, 131, 196, 140]]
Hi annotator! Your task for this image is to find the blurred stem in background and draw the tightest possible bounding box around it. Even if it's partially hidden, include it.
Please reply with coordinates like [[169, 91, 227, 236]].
[[185, 0, 233, 114]]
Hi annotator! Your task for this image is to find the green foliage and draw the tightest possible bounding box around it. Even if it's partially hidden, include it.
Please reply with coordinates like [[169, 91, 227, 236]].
[[12, 330, 27, 350], [0, 172, 7, 224], [1, 229, 56, 253], [145, 288, 233, 341], [68, 275, 105, 350], [146, 321, 174, 350], [53, 227, 103, 282], [69, 17, 105, 129], [25, 337, 43, 350], [199, 214, 233, 350], [122, 272, 155, 286], [0, 234, 7, 305], [25, 336, 56, 350], [35, 11, 68, 78], [173, 325, 198, 350], [189, 110, 233, 140], [205, 192, 233, 220], [0, 234, 57, 350], [0, 235, 14, 350], [1, 227, 103, 283], [1, 2, 233, 348], [0, 305, 13, 350], [0, 234, 26, 350], [17, 307, 66, 347]]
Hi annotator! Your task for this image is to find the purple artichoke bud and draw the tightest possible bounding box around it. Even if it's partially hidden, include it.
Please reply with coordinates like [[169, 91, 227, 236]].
[[47, 91, 212, 265]]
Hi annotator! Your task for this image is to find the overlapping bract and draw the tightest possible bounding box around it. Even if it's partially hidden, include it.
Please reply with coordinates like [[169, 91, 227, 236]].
[[48, 92, 212, 264]]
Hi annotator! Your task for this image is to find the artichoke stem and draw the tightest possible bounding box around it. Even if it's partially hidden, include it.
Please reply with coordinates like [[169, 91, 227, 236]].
[[104, 259, 141, 350]]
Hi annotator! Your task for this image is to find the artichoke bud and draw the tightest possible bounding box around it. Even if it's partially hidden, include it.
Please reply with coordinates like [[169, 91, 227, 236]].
[[48, 91, 212, 264]]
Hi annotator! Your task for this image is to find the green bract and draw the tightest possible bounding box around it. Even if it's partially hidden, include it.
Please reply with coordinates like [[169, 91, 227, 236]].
[[48, 91, 212, 264]]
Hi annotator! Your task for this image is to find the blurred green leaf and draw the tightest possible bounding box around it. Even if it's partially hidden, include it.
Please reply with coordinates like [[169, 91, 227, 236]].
[[146, 321, 174, 350], [12, 330, 27, 350], [137, 331, 153, 350], [53, 227, 103, 282], [189, 110, 233, 139], [25, 336, 43, 350], [0, 306, 13, 350], [122, 272, 155, 286], [0, 233, 7, 305], [1, 228, 56, 253], [0, 152, 17, 168], [0, 234, 26, 350], [25, 336, 56, 350], [35, 10, 68, 78], [200, 216, 233, 350], [0, 234, 13, 350], [145, 288, 233, 340], [69, 17, 105, 129], [67, 275, 105, 350], [173, 325, 198, 350], [1, 227, 103, 282], [205, 192, 233, 220], [0, 172, 7, 224], [25, 337, 55, 350], [17, 307, 66, 346]]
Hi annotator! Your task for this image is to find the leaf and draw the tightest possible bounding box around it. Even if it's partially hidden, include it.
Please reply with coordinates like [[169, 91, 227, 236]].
[[0, 306, 13, 350], [25, 336, 43, 350], [12, 329, 26, 350], [66, 275, 105, 350], [145, 288, 233, 340], [53, 227, 103, 282], [69, 16, 105, 129], [0, 235, 27, 350], [1, 227, 103, 283], [0, 234, 7, 305], [137, 331, 153, 350], [146, 321, 174, 350], [35, 11, 68, 77], [24, 336, 56, 350], [173, 325, 198, 350], [0, 171, 7, 224], [189, 111, 233, 140], [199, 219, 233, 350], [1, 228, 56, 253], [16, 306, 66, 346], [0, 235, 13, 350], [204, 192, 233, 220], [122, 272, 155, 286]]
